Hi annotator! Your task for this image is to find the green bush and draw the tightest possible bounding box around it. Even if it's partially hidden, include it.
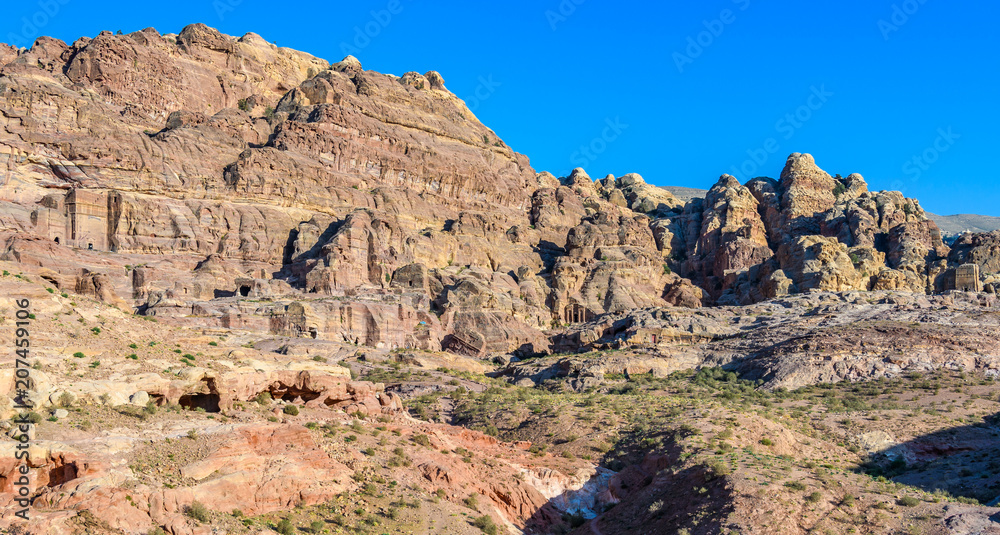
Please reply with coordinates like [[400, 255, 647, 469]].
[[283, 404, 299, 416], [473, 515, 498, 535], [72, 352, 86, 359], [784, 481, 806, 491], [186, 501, 209, 522], [23, 412, 43, 424], [805, 491, 822, 503], [897, 496, 920, 507], [412, 434, 431, 447], [276, 518, 294, 535], [309, 520, 324, 533]]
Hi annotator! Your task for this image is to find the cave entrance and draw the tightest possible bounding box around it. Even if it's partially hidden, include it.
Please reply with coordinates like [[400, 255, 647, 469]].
[[54, 237, 60, 244], [267, 385, 322, 403], [308, 327, 318, 339], [47, 463, 78, 487], [88, 243, 93, 250], [239, 285, 252, 297], [178, 393, 221, 413]]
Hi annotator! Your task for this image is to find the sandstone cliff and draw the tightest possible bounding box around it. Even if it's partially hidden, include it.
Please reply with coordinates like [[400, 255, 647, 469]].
[[0, 24, 993, 358]]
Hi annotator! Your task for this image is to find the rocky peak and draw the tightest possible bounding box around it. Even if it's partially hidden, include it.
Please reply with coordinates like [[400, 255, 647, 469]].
[[425, 70, 447, 90], [778, 152, 837, 237], [332, 54, 363, 76], [177, 22, 234, 53]]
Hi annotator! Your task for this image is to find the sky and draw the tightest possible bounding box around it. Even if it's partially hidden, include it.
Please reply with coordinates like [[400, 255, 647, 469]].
[[2, 0, 998, 216]]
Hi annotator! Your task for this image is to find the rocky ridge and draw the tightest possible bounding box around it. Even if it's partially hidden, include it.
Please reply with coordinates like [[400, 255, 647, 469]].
[[1, 23, 1000, 535]]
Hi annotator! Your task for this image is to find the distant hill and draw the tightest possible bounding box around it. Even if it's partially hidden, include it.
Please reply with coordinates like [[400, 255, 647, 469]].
[[927, 213, 1000, 237], [661, 185, 709, 202]]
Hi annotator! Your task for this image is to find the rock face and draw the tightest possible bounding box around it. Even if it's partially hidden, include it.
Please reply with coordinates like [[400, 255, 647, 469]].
[[19, 424, 352, 533], [778, 152, 837, 238], [0, 23, 985, 359], [949, 231, 1000, 276], [540, 289, 1000, 391]]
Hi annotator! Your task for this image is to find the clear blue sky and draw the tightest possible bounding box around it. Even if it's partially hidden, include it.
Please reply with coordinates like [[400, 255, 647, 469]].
[[3, 0, 997, 216]]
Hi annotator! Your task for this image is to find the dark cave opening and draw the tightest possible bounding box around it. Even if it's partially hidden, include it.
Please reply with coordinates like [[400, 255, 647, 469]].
[[178, 393, 221, 413]]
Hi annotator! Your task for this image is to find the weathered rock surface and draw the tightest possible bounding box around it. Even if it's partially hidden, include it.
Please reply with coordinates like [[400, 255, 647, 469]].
[[0, 22, 984, 356], [542, 290, 1000, 390]]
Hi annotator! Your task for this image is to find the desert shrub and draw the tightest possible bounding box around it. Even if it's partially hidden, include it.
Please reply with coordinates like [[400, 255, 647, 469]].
[[473, 515, 498, 535], [22, 412, 43, 424], [707, 460, 731, 480], [255, 392, 272, 405], [898, 496, 920, 507], [186, 501, 209, 522], [283, 404, 299, 416], [412, 434, 431, 447], [805, 491, 822, 503], [72, 352, 86, 359], [58, 392, 75, 408], [784, 481, 806, 491], [275, 518, 294, 535]]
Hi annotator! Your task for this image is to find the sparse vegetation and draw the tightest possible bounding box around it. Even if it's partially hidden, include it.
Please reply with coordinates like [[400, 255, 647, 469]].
[[185, 501, 209, 522]]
